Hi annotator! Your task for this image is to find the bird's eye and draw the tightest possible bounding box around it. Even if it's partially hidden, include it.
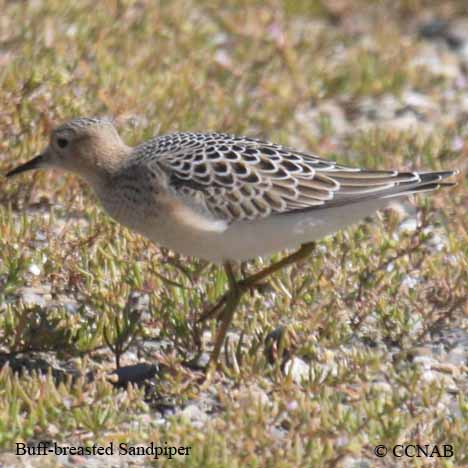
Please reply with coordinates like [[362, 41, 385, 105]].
[[57, 138, 68, 148]]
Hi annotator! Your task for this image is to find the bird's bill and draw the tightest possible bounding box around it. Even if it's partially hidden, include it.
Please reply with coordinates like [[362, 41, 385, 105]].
[[6, 154, 44, 178]]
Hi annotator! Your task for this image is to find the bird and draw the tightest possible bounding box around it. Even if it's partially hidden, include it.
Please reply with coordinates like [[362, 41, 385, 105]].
[[6, 117, 458, 366]]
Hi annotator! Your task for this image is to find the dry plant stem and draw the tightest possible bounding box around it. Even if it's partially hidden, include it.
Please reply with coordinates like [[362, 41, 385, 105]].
[[208, 242, 316, 364]]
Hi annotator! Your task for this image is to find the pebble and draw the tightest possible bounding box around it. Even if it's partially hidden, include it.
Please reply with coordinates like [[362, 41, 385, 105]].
[[28, 263, 42, 276], [180, 404, 208, 428], [237, 386, 270, 407], [18, 286, 52, 307], [284, 357, 310, 383]]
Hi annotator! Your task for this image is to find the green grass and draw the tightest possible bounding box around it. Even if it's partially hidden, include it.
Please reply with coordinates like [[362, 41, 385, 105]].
[[0, 0, 466, 467]]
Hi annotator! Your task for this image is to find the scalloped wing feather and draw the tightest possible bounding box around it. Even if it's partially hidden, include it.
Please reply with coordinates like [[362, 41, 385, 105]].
[[135, 133, 455, 223]]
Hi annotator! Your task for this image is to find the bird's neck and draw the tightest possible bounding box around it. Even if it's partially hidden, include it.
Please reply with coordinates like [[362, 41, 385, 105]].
[[80, 144, 134, 189]]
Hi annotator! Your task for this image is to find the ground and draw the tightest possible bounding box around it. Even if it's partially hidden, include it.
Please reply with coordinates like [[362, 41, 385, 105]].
[[0, 1, 466, 467]]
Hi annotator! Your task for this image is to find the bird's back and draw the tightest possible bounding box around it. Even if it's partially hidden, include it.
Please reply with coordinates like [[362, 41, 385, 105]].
[[87, 131, 456, 262]]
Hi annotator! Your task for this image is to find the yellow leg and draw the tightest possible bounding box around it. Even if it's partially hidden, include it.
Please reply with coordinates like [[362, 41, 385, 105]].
[[198, 291, 229, 323], [199, 242, 317, 324], [209, 261, 242, 366], [205, 242, 316, 369], [238, 242, 316, 290]]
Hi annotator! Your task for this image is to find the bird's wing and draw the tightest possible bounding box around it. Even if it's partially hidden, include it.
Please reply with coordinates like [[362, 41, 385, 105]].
[[143, 132, 455, 223]]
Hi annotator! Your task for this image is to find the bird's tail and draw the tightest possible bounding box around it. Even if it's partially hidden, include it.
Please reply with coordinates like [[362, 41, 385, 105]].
[[379, 170, 458, 199], [296, 169, 459, 212]]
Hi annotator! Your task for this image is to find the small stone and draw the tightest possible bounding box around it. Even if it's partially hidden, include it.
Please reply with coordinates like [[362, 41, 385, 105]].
[[451, 136, 464, 152], [286, 400, 299, 411], [181, 404, 208, 424], [28, 263, 41, 276], [447, 347, 466, 366], [411, 346, 433, 357], [184, 352, 210, 370], [398, 217, 418, 233], [422, 370, 436, 382], [284, 357, 309, 383], [401, 275, 419, 289], [237, 386, 270, 407], [371, 381, 392, 393], [413, 355, 435, 368], [19, 286, 52, 307]]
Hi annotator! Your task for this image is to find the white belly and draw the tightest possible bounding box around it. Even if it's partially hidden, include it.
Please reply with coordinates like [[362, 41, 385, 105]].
[[145, 198, 390, 263], [96, 184, 390, 263]]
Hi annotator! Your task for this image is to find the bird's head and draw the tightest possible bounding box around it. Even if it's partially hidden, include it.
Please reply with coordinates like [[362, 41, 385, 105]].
[[6, 117, 130, 183]]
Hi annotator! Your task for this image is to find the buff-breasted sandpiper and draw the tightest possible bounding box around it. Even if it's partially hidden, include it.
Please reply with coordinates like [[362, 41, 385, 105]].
[[6, 117, 458, 365]]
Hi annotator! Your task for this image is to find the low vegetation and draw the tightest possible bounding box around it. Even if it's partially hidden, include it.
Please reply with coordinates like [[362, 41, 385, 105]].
[[0, 0, 466, 466]]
